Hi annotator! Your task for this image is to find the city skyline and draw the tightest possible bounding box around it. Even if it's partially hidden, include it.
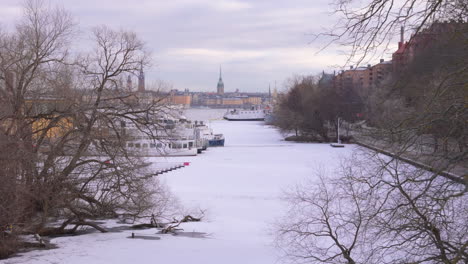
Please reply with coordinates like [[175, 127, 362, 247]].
[[0, 0, 364, 93]]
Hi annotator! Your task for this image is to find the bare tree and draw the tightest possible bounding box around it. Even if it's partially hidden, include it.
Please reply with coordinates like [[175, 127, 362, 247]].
[[0, 1, 177, 257], [277, 151, 467, 264], [276, 180, 357, 263], [276, 1, 467, 262], [28, 23, 175, 235], [273, 75, 361, 142], [0, 0, 75, 252], [273, 76, 309, 137], [319, 0, 468, 65], [351, 150, 467, 263]]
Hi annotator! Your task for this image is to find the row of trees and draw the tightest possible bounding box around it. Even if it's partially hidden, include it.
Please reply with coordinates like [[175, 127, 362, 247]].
[[0, 1, 176, 258], [275, 0, 467, 263], [365, 24, 467, 154], [274, 20, 466, 152], [273, 76, 361, 142]]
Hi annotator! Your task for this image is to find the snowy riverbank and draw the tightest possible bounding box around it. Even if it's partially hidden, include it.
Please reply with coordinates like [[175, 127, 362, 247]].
[[2, 118, 355, 264]]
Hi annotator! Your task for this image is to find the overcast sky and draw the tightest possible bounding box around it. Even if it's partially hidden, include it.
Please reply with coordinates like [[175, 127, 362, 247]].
[[1, 0, 361, 92]]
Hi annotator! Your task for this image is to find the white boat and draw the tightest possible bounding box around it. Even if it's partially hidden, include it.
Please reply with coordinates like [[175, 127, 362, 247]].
[[209, 134, 225, 147], [121, 115, 198, 157], [175, 120, 208, 153], [223, 108, 267, 121]]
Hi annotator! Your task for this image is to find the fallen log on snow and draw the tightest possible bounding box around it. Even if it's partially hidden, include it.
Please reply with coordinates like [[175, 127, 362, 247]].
[[160, 214, 204, 234]]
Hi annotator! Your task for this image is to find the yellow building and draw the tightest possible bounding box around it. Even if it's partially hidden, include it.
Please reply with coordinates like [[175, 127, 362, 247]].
[[204, 98, 222, 105], [170, 95, 191, 106], [222, 98, 243, 106], [26, 98, 75, 140], [243, 96, 262, 105], [32, 116, 74, 140]]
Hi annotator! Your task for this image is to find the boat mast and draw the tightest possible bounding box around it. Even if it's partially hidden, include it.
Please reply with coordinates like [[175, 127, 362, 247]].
[[337, 117, 341, 144]]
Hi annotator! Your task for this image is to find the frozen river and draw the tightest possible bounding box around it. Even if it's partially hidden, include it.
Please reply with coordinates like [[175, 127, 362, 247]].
[[3, 109, 355, 264]]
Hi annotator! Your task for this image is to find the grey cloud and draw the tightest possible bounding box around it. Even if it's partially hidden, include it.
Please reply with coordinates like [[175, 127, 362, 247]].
[[1, 0, 340, 92]]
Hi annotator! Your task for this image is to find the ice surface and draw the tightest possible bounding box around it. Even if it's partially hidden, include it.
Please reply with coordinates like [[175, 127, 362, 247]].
[[2, 115, 355, 264]]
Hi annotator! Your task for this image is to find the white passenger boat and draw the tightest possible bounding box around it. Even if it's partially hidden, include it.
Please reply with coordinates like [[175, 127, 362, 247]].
[[223, 108, 267, 121], [175, 120, 208, 153], [121, 115, 198, 157]]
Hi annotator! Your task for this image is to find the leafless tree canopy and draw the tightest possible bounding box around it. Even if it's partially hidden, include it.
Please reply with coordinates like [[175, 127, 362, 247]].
[[0, 1, 176, 258], [276, 151, 467, 264], [276, 1, 467, 263], [321, 0, 468, 64], [272, 75, 360, 142]]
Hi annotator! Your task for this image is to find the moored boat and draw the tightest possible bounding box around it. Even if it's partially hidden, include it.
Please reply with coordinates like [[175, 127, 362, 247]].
[[223, 108, 267, 121], [208, 134, 225, 147]]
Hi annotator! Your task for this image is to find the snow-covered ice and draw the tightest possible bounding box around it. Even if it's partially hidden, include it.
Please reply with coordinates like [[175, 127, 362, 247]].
[[2, 113, 355, 264]]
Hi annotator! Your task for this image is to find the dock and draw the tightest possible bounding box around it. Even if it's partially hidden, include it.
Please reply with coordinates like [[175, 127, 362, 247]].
[[152, 162, 190, 176]]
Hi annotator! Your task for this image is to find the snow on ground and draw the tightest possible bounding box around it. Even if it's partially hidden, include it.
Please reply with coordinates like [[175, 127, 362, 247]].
[[2, 111, 356, 264]]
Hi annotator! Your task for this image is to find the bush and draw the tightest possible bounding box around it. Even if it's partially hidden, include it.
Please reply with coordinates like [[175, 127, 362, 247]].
[[0, 233, 18, 259]]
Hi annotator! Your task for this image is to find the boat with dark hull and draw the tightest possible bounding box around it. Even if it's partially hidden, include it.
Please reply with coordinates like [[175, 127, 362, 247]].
[[208, 134, 225, 146]]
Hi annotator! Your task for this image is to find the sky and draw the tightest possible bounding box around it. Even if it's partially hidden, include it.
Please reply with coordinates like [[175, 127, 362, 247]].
[[1, 0, 359, 92]]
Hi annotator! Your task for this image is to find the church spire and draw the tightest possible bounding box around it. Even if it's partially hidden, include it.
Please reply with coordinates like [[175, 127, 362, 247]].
[[138, 63, 145, 92], [217, 65, 224, 95], [127, 75, 132, 91]]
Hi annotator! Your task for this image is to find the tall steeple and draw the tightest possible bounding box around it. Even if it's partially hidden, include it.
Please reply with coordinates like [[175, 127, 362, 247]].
[[138, 64, 145, 92], [127, 75, 133, 91], [217, 65, 224, 95], [273, 80, 278, 99]]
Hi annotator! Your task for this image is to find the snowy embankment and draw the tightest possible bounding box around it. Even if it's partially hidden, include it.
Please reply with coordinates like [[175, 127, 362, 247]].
[[2, 112, 355, 264]]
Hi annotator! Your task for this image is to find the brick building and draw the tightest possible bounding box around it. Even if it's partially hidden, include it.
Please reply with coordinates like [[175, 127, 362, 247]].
[[392, 22, 463, 74], [320, 21, 463, 94], [371, 59, 392, 87]]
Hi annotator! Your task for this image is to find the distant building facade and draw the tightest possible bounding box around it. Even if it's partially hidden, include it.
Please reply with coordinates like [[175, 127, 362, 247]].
[[371, 59, 392, 87], [321, 59, 392, 99], [124, 66, 270, 108], [169, 89, 191, 107], [316, 21, 466, 120]]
